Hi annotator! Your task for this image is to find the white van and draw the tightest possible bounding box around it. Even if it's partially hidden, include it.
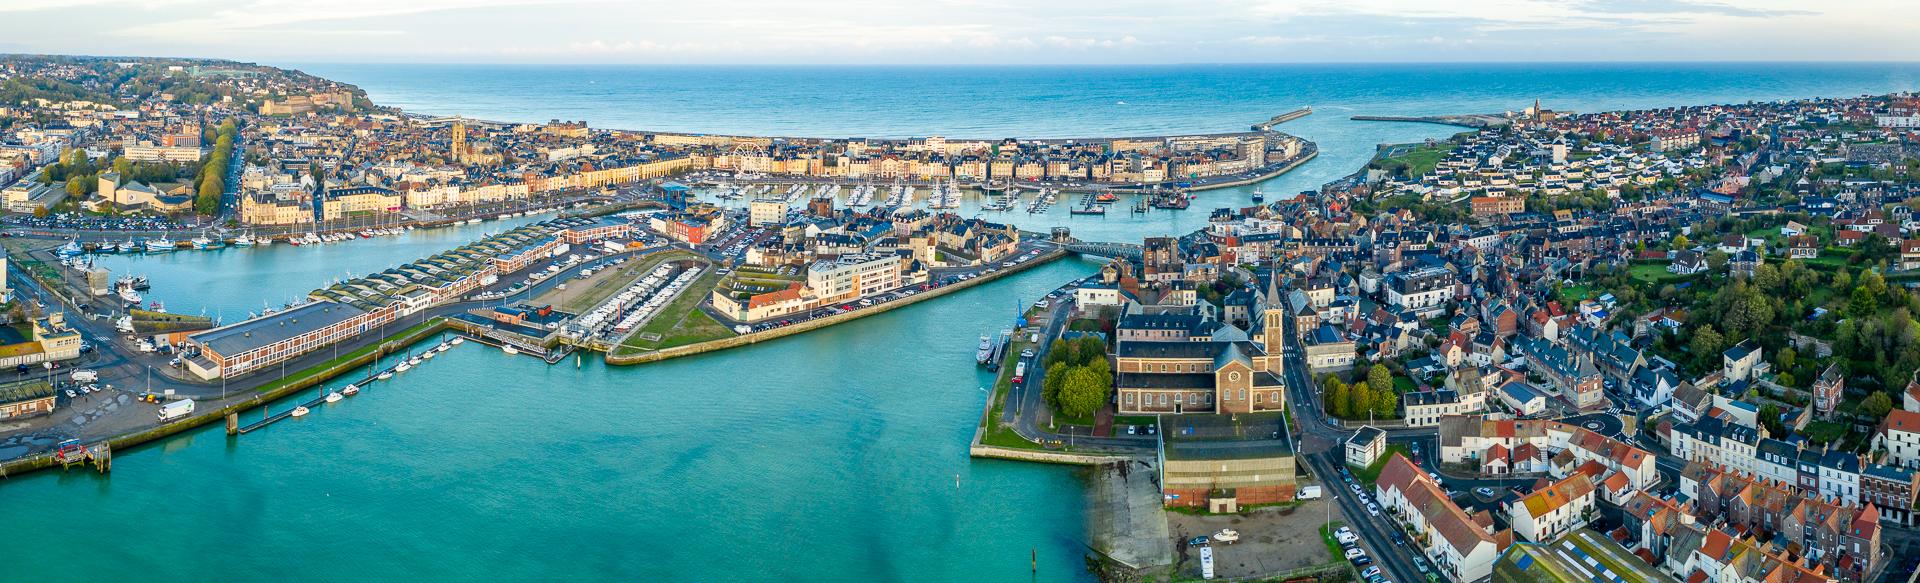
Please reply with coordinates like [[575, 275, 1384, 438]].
[[1200, 546, 1215, 580]]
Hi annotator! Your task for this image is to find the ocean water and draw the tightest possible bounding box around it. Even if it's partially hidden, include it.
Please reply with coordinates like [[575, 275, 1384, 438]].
[[7, 63, 1920, 582]]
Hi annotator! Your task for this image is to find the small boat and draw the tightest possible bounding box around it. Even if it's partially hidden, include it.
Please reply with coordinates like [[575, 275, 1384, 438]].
[[118, 287, 142, 304], [290, 405, 310, 417], [407, 356, 422, 366], [435, 343, 450, 353], [395, 361, 412, 373], [342, 384, 360, 396], [376, 371, 394, 380], [503, 344, 519, 355], [975, 335, 994, 365], [451, 337, 465, 346], [131, 276, 150, 291], [233, 233, 255, 247], [421, 350, 436, 360], [325, 391, 343, 403]]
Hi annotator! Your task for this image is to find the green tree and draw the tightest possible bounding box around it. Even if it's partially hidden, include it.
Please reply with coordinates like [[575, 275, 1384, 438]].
[[1057, 367, 1112, 419], [1672, 234, 1689, 249], [1368, 364, 1394, 396], [1045, 339, 1070, 368], [1323, 375, 1348, 418], [1372, 386, 1398, 418], [1861, 391, 1894, 420], [1850, 286, 1879, 320], [1691, 325, 1725, 371], [1042, 362, 1068, 408], [1346, 383, 1372, 420]]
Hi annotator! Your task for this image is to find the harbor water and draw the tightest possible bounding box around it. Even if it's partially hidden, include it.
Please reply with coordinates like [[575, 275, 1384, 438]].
[[7, 63, 1920, 581]]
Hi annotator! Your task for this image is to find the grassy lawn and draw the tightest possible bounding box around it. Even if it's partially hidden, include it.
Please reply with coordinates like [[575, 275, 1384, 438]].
[[1319, 521, 1349, 562], [1559, 284, 1593, 304], [1377, 142, 1455, 178], [1628, 263, 1688, 285], [614, 268, 735, 353], [1350, 444, 1412, 487], [1393, 376, 1417, 393], [979, 337, 1045, 450]]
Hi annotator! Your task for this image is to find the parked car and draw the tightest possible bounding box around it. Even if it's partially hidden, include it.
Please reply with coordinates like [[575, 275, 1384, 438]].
[[1475, 487, 1495, 498]]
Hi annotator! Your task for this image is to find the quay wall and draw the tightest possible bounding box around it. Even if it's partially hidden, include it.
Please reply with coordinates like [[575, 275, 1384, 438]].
[[604, 247, 1071, 366], [1186, 149, 1318, 193], [0, 319, 451, 480], [967, 443, 1133, 466]]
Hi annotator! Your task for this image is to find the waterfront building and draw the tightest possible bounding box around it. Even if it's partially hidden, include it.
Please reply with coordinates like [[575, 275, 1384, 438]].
[[1113, 278, 1287, 415], [806, 253, 902, 304], [1158, 411, 1295, 511], [0, 381, 56, 419], [0, 313, 83, 369]]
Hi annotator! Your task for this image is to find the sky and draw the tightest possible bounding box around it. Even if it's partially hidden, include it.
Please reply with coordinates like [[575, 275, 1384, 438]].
[[0, 0, 1915, 65]]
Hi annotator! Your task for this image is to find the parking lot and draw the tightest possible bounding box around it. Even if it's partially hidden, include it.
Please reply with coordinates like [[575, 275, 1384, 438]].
[[1168, 495, 1346, 580]]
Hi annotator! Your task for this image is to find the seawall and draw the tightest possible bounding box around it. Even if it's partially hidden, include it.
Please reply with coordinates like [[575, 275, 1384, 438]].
[[0, 318, 451, 479], [604, 247, 1070, 365], [1186, 148, 1318, 193]]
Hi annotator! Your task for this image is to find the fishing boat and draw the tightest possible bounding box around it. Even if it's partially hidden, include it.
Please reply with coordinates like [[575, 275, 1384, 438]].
[[233, 233, 255, 247], [325, 390, 343, 403], [290, 405, 310, 417], [57, 240, 82, 257], [342, 384, 360, 396], [975, 335, 994, 365], [130, 276, 149, 291], [1250, 187, 1265, 203], [117, 287, 142, 305], [190, 236, 212, 250], [144, 236, 174, 252]]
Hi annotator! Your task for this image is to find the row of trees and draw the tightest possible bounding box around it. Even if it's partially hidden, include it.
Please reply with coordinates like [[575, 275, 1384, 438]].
[[1042, 336, 1113, 420], [195, 118, 238, 215], [1320, 364, 1400, 420]]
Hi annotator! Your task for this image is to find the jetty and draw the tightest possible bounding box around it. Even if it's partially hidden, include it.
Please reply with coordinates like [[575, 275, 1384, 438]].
[[1350, 113, 1509, 128], [1251, 107, 1312, 131]]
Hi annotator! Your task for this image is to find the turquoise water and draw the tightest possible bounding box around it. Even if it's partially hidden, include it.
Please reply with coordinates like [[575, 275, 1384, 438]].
[[9, 64, 1920, 581]]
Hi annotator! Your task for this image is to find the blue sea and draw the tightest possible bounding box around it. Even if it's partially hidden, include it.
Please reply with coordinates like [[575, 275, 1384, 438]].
[[5, 63, 1918, 583]]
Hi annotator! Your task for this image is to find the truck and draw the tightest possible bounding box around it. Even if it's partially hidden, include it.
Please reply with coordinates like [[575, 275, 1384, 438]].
[[1297, 485, 1323, 500], [157, 399, 195, 422], [1012, 362, 1027, 385], [1200, 546, 1215, 580]]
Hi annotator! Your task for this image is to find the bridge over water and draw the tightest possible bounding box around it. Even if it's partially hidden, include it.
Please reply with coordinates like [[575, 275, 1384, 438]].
[[1020, 229, 1142, 261]]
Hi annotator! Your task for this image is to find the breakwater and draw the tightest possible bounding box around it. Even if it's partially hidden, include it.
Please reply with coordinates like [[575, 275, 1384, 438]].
[[1251, 107, 1312, 131], [1350, 114, 1509, 128]]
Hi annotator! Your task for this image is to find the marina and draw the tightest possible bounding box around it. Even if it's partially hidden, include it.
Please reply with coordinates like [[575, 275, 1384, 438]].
[[7, 57, 1918, 583]]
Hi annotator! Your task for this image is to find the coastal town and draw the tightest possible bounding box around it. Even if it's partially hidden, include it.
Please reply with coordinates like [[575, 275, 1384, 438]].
[[6, 53, 1920, 583]]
